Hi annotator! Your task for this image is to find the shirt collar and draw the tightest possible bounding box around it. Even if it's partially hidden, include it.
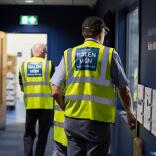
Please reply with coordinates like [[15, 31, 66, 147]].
[[85, 38, 100, 44]]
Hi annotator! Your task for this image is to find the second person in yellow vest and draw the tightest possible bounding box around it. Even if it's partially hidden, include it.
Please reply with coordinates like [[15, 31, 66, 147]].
[[52, 99, 67, 156]]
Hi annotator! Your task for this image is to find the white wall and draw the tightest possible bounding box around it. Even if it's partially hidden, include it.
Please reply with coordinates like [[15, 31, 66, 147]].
[[7, 33, 47, 61]]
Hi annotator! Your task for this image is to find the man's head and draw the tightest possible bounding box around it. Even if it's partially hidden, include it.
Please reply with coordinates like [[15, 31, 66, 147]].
[[32, 43, 47, 58], [82, 16, 108, 44]]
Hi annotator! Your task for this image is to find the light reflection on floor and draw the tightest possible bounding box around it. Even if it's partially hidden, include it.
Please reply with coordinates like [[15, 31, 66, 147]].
[[6, 98, 26, 124], [3, 97, 54, 156]]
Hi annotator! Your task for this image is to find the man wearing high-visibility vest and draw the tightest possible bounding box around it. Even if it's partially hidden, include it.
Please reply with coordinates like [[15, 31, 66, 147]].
[[52, 99, 67, 156], [19, 43, 54, 156], [50, 80, 67, 156], [50, 16, 136, 156]]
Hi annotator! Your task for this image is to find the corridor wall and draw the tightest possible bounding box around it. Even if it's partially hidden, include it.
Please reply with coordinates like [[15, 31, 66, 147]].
[[139, 0, 156, 155], [95, 0, 156, 155]]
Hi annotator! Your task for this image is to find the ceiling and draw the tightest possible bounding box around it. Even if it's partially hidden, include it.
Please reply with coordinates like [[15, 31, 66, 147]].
[[0, 0, 98, 7]]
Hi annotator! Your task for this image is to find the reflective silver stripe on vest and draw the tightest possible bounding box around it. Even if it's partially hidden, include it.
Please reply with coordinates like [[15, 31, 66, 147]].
[[66, 47, 113, 86], [45, 60, 49, 81], [21, 62, 26, 82], [55, 105, 62, 111], [65, 95, 115, 105], [23, 81, 50, 87], [54, 121, 64, 128], [25, 93, 52, 98]]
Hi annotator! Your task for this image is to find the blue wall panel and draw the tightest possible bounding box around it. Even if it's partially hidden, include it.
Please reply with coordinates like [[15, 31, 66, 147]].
[[111, 113, 133, 156], [140, 0, 156, 88], [0, 5, 93, 65], [95, 0, 156, 156], [139, 0, 156, 155], [139, 124, 156, 156]]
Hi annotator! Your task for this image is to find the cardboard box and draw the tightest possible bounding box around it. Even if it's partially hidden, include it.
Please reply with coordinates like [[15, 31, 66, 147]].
[[6, 56, 17, 108], [7, 55, 16, 73]]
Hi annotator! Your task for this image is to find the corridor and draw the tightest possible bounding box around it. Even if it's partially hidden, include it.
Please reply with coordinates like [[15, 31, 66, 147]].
[[0, 99, 54, 156], [0, 0, 156, 156]]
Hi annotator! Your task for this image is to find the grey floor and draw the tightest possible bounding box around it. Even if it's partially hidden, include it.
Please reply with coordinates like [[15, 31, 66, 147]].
[[0, 98, 54, 156]]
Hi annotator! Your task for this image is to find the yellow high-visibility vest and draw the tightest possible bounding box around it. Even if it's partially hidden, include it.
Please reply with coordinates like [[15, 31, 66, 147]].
[[54, 101, 67, 146], [64, 40, 116, 123], [20, 57, 53, 109]]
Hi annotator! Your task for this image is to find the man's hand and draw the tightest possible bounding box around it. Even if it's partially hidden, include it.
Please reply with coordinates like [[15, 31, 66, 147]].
[[118, 86, 136, 130], [52, 85, 65, 111], [127, 112, 136, 129]]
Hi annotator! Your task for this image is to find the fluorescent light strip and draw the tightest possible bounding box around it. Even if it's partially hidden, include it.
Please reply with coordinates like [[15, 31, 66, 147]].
[[25, 0, 34, 3]]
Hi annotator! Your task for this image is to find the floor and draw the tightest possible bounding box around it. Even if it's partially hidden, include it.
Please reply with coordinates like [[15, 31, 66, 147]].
[[0, 98, 54, 156], [6, 96, 26, 124]]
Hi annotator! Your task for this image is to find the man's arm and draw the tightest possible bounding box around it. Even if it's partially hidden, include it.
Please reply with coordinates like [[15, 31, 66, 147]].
[[50, 57, 66, 110], [118, 86, 136, 129], [111, 51, 136, 129], [19, 71, 23, 92], [52, 85, 65, 111]]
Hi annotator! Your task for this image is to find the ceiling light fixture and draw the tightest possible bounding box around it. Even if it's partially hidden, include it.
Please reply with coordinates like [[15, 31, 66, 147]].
[[25, 0, 34, 3]]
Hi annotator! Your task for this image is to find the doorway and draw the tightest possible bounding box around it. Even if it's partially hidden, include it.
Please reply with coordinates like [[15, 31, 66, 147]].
[[6, 33, 47, 124]]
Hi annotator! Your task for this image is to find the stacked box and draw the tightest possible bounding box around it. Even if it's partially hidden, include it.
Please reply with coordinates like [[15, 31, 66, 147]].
[[6, 55, 16, 107]]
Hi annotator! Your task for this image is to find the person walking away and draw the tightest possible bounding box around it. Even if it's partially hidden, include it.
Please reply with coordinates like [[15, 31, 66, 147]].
[[19, 43, 54, 156], [51, 16, 136, 156]]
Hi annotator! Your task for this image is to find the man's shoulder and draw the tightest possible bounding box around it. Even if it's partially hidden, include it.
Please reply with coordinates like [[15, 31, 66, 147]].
[[19, 61, 24, 68], [64, 44, 84, 54], [104, 46, 118, 57], [64, 48, 72, 54], [104, 45, 115, 51], [25, 57, 34, 62]]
